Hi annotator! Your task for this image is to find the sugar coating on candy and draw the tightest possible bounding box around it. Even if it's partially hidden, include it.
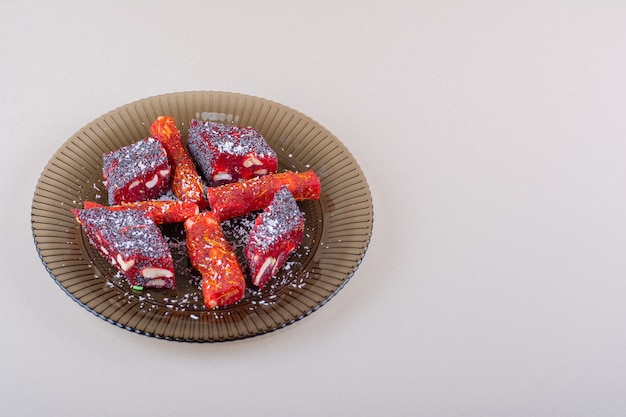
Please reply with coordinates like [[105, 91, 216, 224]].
[[245, 187, 305, 289], [75, 207, 176, 289], [103, 137, 171, 205], [187, 119, 278, 186]]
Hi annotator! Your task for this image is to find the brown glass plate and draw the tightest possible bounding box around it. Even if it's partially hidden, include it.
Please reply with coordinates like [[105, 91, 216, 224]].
[[31, 91, 373, 342]]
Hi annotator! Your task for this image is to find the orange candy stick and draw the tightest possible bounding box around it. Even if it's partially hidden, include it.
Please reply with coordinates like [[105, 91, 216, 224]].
[[150, 116, 208, 209], [83, 200, 199, 224], [206, 170, 320, 221], [184, 212, 246, 309]]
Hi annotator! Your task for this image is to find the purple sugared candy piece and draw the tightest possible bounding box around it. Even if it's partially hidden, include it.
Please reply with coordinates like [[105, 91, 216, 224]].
[[74, 207, 176, 289], [244, 187, 305, 289], [187, 120, 278, 186], [103, 137, 171, 205]]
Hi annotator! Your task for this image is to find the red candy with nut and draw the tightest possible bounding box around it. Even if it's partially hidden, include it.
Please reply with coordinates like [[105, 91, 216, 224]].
[[102, 137, 171, 205], [245, 187, 305, 289], [187, 119, 278, 186], [73, 207, 176, 289]]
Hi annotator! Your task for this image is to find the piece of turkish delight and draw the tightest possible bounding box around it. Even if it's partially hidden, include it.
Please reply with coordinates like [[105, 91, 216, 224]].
[[245, 187, 305, 289], [184, 211, 246, 308], [72, 207, 176, 289], [102, 137, 171, 205], [150, 116, 208, 209], [187, 119, 277, 186], [207, 170, 320, 221], [82, 200, 199, 225]]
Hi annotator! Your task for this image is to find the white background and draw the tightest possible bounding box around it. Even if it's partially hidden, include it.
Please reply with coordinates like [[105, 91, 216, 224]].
[[2, 1, 626, 416]]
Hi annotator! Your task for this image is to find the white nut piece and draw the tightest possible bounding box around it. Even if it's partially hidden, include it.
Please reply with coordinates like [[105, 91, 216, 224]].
[[142, 267, 174, 279], [128, 180, 141, 189], [144, 278, 168, 288], [145, 173, 159, 188], [254, 169, 268, 176], [116, 254, 135, 271], [253, 257, 276, 285], [184, 217, 196, 229], [159, 168, 171, 177], [213, 172, 232, 182], [243, 156, 263, 167]]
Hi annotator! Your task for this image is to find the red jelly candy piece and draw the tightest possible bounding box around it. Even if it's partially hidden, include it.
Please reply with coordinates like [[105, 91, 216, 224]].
[[245, 187, 305, 289], [102, 138, 171, 205], [187, 119, 278, 186]]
